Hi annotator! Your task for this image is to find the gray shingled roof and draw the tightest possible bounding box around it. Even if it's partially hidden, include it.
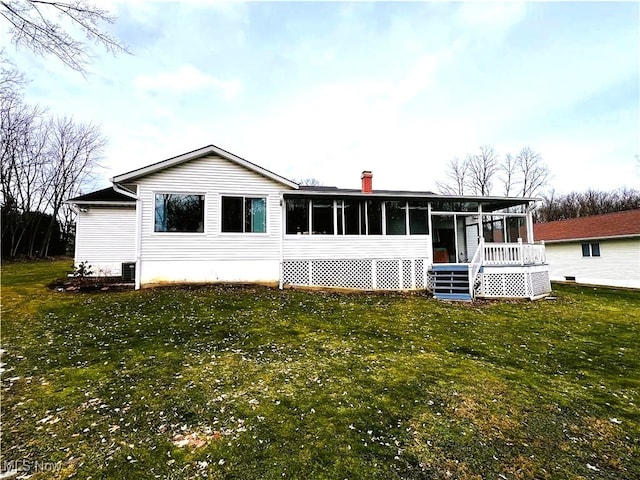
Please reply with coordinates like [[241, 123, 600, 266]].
[[67, 187, 135, 203]]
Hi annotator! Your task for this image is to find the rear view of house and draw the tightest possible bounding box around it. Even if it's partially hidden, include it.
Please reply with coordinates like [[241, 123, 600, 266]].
[[534, 209, 640, 289], [68, 144, 552, 300]]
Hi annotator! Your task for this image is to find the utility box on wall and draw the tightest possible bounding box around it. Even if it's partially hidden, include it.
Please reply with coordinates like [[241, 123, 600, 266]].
[[122, 262, 135, 282]]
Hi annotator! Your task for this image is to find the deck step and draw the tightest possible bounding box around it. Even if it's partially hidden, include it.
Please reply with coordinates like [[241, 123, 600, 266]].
[[430, 265, 473, 301]]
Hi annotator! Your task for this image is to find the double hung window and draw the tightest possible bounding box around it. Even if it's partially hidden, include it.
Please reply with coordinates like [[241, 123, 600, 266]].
[[581, 242, 600, 257]]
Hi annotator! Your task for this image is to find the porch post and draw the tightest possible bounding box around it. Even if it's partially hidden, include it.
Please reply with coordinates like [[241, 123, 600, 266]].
[[518, 237, 524, 265], [279, 194, 285, 289], [526, 202, 534, 243]]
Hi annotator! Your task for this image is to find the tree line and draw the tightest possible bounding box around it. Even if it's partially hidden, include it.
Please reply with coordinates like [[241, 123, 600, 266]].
[[1, 57, 106, 257], [538, 188, 640, 222]]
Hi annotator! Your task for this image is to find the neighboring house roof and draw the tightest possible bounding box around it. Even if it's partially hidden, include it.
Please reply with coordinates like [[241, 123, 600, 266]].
[[67, 187, 136, 205], [111, 144, 299, 189], [534, 209, 640, 242]]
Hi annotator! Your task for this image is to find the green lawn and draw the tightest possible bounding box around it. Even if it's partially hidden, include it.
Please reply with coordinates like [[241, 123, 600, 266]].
[[1, 259, 639, 479]]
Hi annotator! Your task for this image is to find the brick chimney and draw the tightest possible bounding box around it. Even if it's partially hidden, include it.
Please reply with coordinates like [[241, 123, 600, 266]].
[[361, 171, 373, 193]]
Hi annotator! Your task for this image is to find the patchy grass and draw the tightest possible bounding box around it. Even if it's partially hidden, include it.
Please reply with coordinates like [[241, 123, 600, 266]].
[[1, 260, 639, 479]]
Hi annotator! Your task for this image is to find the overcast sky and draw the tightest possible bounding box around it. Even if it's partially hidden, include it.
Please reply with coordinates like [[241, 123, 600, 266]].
[[4, 1, 639, 194]]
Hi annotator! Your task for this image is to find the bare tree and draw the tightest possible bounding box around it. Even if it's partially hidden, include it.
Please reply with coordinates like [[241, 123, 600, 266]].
[[438, 145, 552, 200], [39, 115, 105, 255], [1, 0, 129, 72], [0, 49, 25, 93], [466, 145, 499, 195], [499, 153, 518, 197], [516, 146, 551, 198], [0, 86, 50, 256], [436, 157, 468, 195], [298, 178, 323, 187]]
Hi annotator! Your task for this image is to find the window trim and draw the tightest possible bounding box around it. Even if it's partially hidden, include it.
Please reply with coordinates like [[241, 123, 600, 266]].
[[219, 194, 268, 235], [152, 191, 206, 235]]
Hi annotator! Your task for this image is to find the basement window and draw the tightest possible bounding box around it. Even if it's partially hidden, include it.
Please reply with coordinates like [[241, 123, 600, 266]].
[[154, 193, 204, 232], [581, 242, 600, 257]]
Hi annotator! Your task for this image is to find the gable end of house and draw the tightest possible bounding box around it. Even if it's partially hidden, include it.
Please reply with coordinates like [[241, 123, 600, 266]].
[[110, 144, 299, 189]]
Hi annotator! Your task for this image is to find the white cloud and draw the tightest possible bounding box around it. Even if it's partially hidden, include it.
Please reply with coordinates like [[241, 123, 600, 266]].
[[133, 64, 241, 99], [455, 2, 527, 34]]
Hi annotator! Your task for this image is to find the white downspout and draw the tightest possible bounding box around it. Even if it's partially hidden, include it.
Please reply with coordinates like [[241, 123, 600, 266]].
[[112, 182, 141, 289], [279, 194, 284, 290], [134, 197, 142, 290]]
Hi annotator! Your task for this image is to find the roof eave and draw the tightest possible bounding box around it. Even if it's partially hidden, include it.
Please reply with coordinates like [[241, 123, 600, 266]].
[[283, 190, 536, 208], [540, 233, 640, 243], [65, 200, 136, 206]]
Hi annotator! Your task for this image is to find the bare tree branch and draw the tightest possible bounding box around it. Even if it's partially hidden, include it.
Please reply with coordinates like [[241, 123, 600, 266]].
[[499, 153, 518, 197], [516, 146, 551, 198], [436, 156, 468, 195], [1, 0, 129, 72], [466, 145, 499, 196], [297, 177, 323, 187]]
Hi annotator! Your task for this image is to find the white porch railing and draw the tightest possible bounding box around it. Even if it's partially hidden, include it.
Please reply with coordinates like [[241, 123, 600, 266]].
[[468, 238, 485, 297], [483, 240, 546, 266]]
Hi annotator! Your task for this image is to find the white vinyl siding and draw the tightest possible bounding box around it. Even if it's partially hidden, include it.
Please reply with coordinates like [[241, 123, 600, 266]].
[[545, 238, 640, 289], [74, 206, 136, 275], [283, 235, 432, 261], [134, 154, 290, 277]]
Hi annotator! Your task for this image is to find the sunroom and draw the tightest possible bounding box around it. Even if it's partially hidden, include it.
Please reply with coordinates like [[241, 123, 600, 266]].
[[280, 188, 550, 301]]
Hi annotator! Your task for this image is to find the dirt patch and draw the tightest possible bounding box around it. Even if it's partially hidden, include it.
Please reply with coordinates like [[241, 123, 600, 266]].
[[48, 277, 134, 293]]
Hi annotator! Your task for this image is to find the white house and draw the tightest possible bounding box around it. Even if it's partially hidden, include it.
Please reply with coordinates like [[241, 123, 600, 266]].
[[534, 210, 640, 289], [68, 144, 551, 301]]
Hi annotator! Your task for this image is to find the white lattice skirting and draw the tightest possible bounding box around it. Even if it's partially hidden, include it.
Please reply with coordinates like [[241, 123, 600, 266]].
[[478, 265, 551, 299], [282, 258, 429, 290]]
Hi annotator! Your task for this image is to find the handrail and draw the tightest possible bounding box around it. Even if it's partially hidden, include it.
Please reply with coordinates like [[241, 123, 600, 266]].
[[468, 238, 484, 298], [483, 242, 546, 266]]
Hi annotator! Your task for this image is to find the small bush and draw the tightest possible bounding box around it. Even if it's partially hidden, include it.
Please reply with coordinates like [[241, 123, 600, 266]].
[[73, 261, 93, 278]]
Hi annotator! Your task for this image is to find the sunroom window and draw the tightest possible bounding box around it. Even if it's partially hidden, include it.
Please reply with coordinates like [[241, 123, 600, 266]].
[[286, 199, 309, 234], [154, 193, 204, 232], [339, 200, 363, 235], [385, 201, 407, 235], [311, 200, 334, 234], [365, 200, 382, 235], [221, 196, 266, 233], [409, 201, 429, 234]]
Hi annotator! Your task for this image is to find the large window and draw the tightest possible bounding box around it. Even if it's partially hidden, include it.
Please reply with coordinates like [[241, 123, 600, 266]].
[[154, 193, 204, 233], [221, 196, 266, 233], [385, 201, 407, 235]]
